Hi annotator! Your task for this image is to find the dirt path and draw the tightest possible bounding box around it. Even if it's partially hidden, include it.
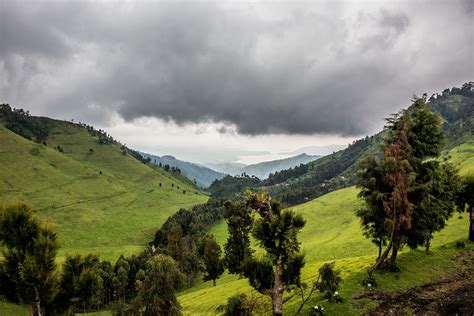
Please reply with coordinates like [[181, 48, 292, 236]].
[[354, 249, 474, 315]]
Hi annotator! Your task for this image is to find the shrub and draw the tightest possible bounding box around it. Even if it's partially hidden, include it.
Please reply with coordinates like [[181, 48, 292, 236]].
[[316, 262, 341, 302], [456, 241, 466, 248]]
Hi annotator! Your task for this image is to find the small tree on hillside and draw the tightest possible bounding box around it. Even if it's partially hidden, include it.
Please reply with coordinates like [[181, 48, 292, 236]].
[[202, 237, 224, 286], [243, 191, 306, 316], [457, 174, 474, 241], [223, 200, 253, 276], [132, 254, 184, 315]]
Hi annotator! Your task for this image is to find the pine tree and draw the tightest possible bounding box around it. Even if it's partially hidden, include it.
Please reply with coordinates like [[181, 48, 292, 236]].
[[0, 202, 59, 316], [202, 237, 224, 286], [223, 201, 253, 275], [244, 191, 306, 316]]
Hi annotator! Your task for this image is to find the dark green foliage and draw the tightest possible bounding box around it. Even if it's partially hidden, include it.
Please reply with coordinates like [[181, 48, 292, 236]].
[[357, 98, 460, 271], [0, 202, 59, 315], [151, 199, 225, 287], [316, 263, 342, 302], [457, 174, 474, 241], [245, 191, 306, 315], [0, 104, 55, 143], [209, 175, 262, 200], [223, 201, 253, 275], [131, 255, 184, 315], [242, 257, 274, 294], [56, 253, 104, 313], [202, 237, 224, 286], [224, 294, 253, 316]]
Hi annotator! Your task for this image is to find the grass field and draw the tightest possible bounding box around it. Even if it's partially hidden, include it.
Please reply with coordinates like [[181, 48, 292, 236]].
[[0, 122, 208, 261], [179, 185, 472, 315]]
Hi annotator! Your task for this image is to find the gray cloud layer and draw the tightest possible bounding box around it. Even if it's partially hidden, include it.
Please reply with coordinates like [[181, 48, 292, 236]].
[[1, 0, 472, 136]]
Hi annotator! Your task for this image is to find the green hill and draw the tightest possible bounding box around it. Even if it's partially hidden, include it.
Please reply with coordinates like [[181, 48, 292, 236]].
[[178, 139, 474, 315], [0, 113, 208, 261], [179, 186, 472, 315], [209, 83, 474, 205]]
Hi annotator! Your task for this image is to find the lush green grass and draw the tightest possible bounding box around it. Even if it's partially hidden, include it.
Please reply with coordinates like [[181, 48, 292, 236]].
[[444, 141, 474, 176], [180, 185, 472, 315], [0, 123, 208, 261]]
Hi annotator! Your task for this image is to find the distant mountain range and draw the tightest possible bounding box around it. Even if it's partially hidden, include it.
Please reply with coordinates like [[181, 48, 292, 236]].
[[205, 153, 320, 179], [140, 152, 321, 188], [140, 153, 226, 188]]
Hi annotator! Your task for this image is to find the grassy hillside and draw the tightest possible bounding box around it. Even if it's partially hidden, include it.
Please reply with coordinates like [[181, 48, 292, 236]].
[[179, 185, 471, 315], [179, 143, 474, 314], [0, 121, 208, 261]]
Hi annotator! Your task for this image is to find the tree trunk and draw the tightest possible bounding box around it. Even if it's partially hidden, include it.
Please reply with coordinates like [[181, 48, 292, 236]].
[[377, 238, 382, 259], [469, 206, 474, 242], [272, 263, 284, 316], [212, 279, 216, 287], [390, 238, 399, 265], [425, 233, 432, 253], [31, 289, 42, 316]]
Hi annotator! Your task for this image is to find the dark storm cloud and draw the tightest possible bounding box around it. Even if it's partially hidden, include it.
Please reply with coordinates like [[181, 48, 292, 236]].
[[1, 0, 472, 136]]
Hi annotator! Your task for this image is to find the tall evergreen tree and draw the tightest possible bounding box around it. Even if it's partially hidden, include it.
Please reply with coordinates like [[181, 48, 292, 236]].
[[132, 254, 184, 315], [202, 237, 224, 286], [357, 98, 459, 273], [223, 201, 253, 275], [0, 202, 59, 316], [244, 191, 306, 316]]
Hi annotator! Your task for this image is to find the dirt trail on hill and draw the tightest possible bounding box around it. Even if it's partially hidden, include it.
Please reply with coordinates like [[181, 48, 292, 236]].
[[354, 249, 474, 315]]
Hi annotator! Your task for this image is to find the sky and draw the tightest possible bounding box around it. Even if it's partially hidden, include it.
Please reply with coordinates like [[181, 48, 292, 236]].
[[1, 0, 472, 164]]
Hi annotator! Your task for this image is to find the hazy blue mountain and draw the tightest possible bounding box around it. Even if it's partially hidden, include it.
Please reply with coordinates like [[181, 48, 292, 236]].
[[205, 153, 320, 179], [240, 153, 320, 179], [202, 162, 246, 175], [141, 153, 226, 188]]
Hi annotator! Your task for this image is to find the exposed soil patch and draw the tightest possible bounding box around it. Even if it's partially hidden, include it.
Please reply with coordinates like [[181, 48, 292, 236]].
[[354, 249, 474, 315]]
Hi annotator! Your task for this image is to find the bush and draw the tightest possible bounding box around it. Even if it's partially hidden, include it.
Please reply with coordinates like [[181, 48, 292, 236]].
[[316, 262, 341, 302], [456, 241, 466, 249], [224, 294, 252, 316]]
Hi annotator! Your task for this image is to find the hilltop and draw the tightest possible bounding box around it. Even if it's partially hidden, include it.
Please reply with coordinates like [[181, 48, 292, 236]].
[[140, 152, 226, 188], [0, 106, 208, 260]]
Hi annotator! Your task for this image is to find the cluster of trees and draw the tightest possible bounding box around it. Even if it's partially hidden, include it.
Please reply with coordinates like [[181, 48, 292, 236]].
[[0, 202, 190, 315], [158, 163, 182, 174], [208, 175, 262, 200], [356, 98, 472, 273], [152, 199, 226, 287], [0, 104, 55, 143]]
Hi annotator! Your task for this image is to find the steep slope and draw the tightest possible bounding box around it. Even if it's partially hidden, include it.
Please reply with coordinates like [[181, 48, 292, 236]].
[[140, 152, 226, 188], [208, 83, 474, 205], [0, 114, 208, 261]]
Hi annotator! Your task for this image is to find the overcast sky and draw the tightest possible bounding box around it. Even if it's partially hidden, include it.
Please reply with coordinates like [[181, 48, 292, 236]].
[[1, 0, 472, 164]]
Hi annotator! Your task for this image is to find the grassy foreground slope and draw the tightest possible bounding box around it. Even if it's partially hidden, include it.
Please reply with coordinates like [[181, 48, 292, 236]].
[[179, 144, 473, 315], [0, 122, 207, 261]]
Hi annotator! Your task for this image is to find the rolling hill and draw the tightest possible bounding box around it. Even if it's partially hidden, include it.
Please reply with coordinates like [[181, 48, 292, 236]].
[[0, 108, 208, 261], [208, 84, 474, 205], [140, 152, 226, 188], [179, 142, 474, 314]]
